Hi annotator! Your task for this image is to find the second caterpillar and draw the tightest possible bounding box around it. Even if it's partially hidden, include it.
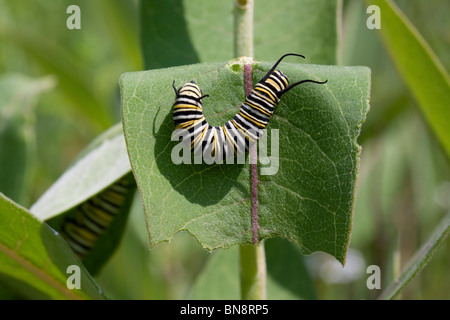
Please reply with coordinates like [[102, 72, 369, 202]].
[[172, 53, 327, 163]]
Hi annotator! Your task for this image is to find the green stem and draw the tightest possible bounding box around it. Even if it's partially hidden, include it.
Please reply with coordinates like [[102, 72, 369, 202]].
[[239, 243, 266, 300], [233, 0, 254, 57], [233, 0, 266, 300]]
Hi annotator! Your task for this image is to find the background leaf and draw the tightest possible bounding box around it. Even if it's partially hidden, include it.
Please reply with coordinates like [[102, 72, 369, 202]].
[[121, 58, 370, 263], [140, 0, 340, 69], [188, 247, 240, 300], [265, 238, 317, 299], [0, 74, 55, 206], [0, 24, 113, 130], [30, 126, 132, 221], [365, 0, 450, 158], [189, 238, 316, 300], [0, 193, 105, 299]]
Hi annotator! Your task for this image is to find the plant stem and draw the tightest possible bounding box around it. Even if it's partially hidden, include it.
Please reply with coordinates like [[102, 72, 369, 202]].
[[239, 243, 267, 300], [233, 0, 254, 57], [233, 0, 266, 300], [243, 63, 259, 245], [250, 141, 258, 244], [241, 62, 264, 299]]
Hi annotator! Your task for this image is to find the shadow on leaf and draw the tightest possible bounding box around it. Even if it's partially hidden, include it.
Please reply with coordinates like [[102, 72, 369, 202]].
[[154, 110, 249, 206]]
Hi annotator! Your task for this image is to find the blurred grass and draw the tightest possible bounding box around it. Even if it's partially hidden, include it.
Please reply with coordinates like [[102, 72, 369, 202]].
[[0, 0, 448, 299], [342, 0, 450, 299], [0, 0, 141, 203], [366, 0, 450, 159]]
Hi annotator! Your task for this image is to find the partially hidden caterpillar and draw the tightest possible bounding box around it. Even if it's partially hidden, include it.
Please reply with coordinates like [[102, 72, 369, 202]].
[[61, 175, 135, 260], [172, 53, 327, 162]]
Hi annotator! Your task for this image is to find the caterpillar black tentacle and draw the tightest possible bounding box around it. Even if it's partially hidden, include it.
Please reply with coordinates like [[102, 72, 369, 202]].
[[172, 54, 327, 162]]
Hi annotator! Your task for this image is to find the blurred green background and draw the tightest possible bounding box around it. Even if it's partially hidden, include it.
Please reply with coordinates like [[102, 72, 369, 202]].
[[0, 0, 448, 299]]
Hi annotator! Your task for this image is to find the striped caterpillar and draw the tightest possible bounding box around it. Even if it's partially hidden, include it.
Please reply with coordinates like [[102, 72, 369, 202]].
[[172, 53, 327, 162], [61, 176, 135, 260]]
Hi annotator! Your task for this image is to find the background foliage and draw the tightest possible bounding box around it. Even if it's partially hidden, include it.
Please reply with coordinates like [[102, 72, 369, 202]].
[[0, 0, 448, 299]]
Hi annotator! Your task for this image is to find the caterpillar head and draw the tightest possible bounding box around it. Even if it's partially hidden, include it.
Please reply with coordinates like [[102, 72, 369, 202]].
[[172, 80, 209, 101]]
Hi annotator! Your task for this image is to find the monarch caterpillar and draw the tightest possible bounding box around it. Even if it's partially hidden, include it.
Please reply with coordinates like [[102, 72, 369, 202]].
[[61, 175, 135, 260], [172, 53, 327, 162]]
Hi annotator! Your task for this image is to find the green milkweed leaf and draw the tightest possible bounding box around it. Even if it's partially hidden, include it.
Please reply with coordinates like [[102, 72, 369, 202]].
[[30, 125, 132, 221], [0, 193, 105, 300], [120, 57, 370, 263]]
